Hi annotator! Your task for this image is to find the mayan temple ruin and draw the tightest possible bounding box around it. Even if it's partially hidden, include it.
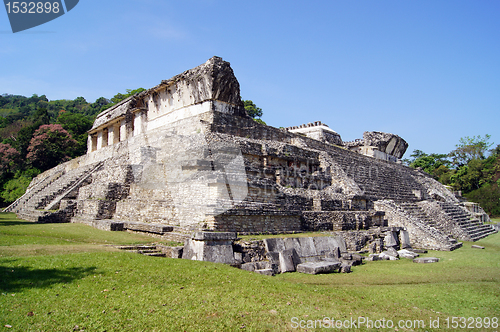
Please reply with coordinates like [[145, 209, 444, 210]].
[[5, 57, 497, 268]]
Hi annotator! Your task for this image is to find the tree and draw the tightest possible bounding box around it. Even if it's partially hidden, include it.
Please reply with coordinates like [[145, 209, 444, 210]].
[[101, 88, 146, 113], [56, 112, 93, 157], [0, 143, 21, 174], [1, 172, 33, 203], [243, 100, 263, 119], [26, 124, 77, 171], [449, 134, 493, 167]]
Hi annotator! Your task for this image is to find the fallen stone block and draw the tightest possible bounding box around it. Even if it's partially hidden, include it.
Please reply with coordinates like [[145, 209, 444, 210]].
[[340, 261, 352, 273], [397, 249, 419, 259], [234, 252, 243, 264], [158, 245, 183, 258], [399, 230, 412, 249], [385, 247, 399, 257], [266, 251, 280, 267], [263, 238, 285, 253], [413, 257, 439, 263], [471, 245, 485, 249], [350, 253, 363, 266], [384, 231, 399, 248], [412, 249, 428, 254], [379, 252, 398, 260], [296, 261, 341, 275], [367, 254, 382, 261], [325, 246, 341, 260], [279, 249, 297, 273], [241, 262, 256, 271], [255, 269, 274, 276], [368, 242, 377, 254]]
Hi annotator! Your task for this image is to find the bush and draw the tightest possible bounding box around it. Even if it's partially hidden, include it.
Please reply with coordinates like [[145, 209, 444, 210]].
[[465, 183, 500, 217]]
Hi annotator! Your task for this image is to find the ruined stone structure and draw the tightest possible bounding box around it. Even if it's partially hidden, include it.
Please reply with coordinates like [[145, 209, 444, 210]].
[[5, 57, 497, 251]]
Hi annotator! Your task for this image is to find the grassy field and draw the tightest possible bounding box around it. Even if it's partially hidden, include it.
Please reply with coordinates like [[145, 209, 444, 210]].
[[1, 212, 499, 331]]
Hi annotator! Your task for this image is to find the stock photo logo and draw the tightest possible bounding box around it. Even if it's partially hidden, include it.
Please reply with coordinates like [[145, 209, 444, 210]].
[[4, 0, 79, 33]]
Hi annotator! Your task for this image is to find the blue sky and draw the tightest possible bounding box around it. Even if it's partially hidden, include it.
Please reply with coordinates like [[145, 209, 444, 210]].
[[1, 0, 499, 156]]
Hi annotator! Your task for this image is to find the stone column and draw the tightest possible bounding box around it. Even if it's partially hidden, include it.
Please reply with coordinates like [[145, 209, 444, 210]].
[[108, 126, 115, 146], [134, 111, 143, 136], [113, 123, 120, 144], [102, 128, 108, 147], [87, 134, 97, 153], [120, 119, 127, 142], [96, 130, 103, 150], [108, 124, 120, 145]]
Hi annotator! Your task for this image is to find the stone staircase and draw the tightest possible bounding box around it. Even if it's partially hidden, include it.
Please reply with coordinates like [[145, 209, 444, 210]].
[[5, 162, 103, 222], [437, 202, 497, 241], [115, 245, 166, 257], [333, 151, 423, 202], [399, 201, 462, 250]]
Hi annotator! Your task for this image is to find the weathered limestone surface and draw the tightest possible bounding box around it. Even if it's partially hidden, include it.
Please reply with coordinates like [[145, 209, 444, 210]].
[[5, 56, 497, 252]]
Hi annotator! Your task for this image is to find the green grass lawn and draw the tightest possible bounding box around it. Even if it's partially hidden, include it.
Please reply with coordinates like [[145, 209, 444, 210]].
[[1, 212, 499, 331]]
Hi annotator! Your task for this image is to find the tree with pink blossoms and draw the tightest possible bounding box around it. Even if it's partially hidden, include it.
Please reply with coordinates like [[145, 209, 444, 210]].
[[0, 143, 21, 174], [26, 124, 77, 171]]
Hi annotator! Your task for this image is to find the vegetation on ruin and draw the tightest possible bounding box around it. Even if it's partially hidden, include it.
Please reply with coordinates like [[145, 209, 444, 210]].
[[405, 135, 500, 216], [1, 212, 499, 331]]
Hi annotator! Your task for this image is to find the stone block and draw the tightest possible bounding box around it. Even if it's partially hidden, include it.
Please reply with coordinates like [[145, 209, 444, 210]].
[[341, 253, 352, 260], [298, 237, 317, 257], [124, 222, 173, 234], [367, 254, 381, 261], [296, 261, 340, 275], [379, 252, 398, 260], [234, 252, 243, 263], [412, 249, 428, 254], [192, 232, 237, 241], [279, 249, 297, 273], [399, 230, 411, 249], [368, 242, 377, 254], [313, 236, 338, 254], [266, 251, 280, 266], [158, 245, 183, 258], [283, 237, 301, 252], [471, 245, 485, 249], [334, 235, 348, 253], [241, 262, 256, 271], [351, 253, 363, 266], [324, 246, 340, 260], [397, 249, 418, 259], [385, 247, 399, 258], [263, 238, 285, 253], [182, 233, 235, 264], [413, 257, 439, 263], [384, 231, 399, 248], [340, 261, 352, 273], [255, 269, 274, 276]]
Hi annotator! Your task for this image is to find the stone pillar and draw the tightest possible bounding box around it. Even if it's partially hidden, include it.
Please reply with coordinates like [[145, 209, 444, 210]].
[[133, 111, 144, 136], [120, 119, 127, 142], [108, 123, 120, 145], [102, 128, 108, 147], [96, 130, 103, 150], [87, 135, 94, 153], [108, 126, 115, 146]]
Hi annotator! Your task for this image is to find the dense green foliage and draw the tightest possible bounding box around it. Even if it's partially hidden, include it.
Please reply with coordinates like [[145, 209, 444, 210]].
[[406, 135, 500, 216], [0, 90, 144, 206]]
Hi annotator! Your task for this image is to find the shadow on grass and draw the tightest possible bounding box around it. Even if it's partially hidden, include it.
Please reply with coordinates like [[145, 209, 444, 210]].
[[0, 212, 31, 226], [0, 264, 97, 292]]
